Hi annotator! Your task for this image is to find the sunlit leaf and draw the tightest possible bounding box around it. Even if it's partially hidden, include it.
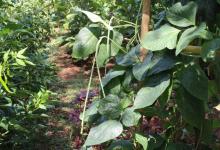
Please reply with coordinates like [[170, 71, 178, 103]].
[[122, 108, 141, 127], [79, 10, 113, 30], [135, 134, 148, 150], [72, 27, 101, 59], [142, 24, 180, 51], [84, 120, 123, 146]]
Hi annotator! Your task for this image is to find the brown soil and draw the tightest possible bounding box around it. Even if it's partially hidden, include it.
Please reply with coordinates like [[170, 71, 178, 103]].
[[54, 46, 81, 80]]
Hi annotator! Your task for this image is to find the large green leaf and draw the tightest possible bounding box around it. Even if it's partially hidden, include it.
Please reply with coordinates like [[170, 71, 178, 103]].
[[110, 30, 123, 57], [102, 69, 125, 87], [116, 46, 140, 66], [176, 87, 205, 128], [133, 74, 170, 109], [96, 44, 108, 67], [132, 51, 153, 81], [179, 65, 208, 101], [80, 101, 99, 122], [122, 70, 133, 91], [142, 24, 180, 51], [84, 120, 123, 146], [122, 108, 141, 127], [135, 134, 148, 150], [217, 0, 220, 4], [98, 95, 122, 119], [167, 2, 197, 27], [176, 23, 213, 55], [96, 30, 123, 67], [201, 38, 220, 60], [72, 27, 101, 59], [104, 78, 121, 95], [147, 52, 176, 76]]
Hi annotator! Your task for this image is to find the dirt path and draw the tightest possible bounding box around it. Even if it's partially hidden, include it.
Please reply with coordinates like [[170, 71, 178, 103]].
[[42, 41, 92, 149]]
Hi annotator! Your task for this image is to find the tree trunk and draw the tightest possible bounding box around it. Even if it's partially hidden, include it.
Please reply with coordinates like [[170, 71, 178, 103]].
[[140, 0, 151, 61]]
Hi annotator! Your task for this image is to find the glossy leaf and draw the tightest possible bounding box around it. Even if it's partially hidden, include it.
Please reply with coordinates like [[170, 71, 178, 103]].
[[102, 70, 125, 87], [104, 78, 121, 95], [79, 10, 112, 30], [116, 45, 140, 66], [84, 120, 123, 146], [96, 44, 108, 67], [110, 30, 123, 56], [122, 108, 141, 127], [72, 27, 100, 59], [96, 30, 123, 67], [167, 2, 197, 27], [80, 101, 99, 122], [142, 24, 180, 51], [176, 23, 213, 55], [133, 74, 170, 109], [135, 134, 148, 150], [147, 52, 176, 76], [132, 51, 153, 81], [98, 95, 122, 119]]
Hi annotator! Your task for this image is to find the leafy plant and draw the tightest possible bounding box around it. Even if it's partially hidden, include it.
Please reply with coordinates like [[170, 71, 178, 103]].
[[81, 1, 220, 149]]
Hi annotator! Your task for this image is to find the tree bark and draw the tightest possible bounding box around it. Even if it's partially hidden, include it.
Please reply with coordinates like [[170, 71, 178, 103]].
[[140, 0, 151, 61]]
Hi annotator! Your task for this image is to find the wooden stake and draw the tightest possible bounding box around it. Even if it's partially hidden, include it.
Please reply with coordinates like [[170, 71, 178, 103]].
[[140, 0, 151, 61]]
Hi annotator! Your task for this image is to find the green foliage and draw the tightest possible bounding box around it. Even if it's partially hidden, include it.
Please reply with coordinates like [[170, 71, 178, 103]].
[[166, 1, 197, 27], [202, 38, 220, 60], [84, 120, 123, 146], [72, 27, 101, 59], [98, 95, 122, 119], [135, 134, 148, 150], [122, 108, 141, 127], [133, 74, 170, 109], [142, 24, 181, 51], [82, 1, 220, 149], [179, 64, 208, 101], [176, 23, 213, 55], [0, 0, 56, 147]]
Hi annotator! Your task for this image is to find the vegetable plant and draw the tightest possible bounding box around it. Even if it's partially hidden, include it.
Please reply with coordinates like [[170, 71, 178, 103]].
[[81, 1, 220, 149]]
